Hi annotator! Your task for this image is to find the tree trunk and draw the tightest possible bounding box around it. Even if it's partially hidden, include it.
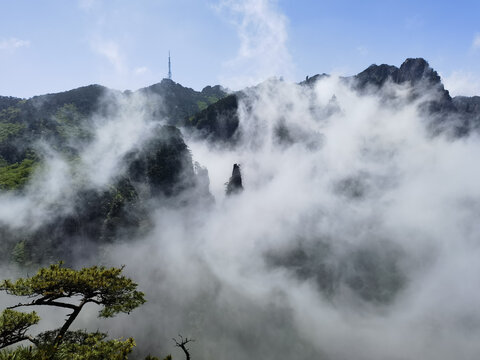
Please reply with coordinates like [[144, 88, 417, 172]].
[[50, 300, 85, 358]]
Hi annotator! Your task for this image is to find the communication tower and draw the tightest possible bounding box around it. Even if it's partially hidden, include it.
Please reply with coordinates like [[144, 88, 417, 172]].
[[168, 51, 172, 80]]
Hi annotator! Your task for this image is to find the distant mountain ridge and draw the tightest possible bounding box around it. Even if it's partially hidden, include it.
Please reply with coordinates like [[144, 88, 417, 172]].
[[0, 79, 224, 263], [2, 58, 480, 332], [194, 58, 480, 142], [2, 57, 479, 172], [0, 79, 227, 174], [354, 58, 442, 88], [1, 58, 480, 264], [0, 80, 226, 123], [351, 58, 480, 134], [138, 78, 226, 124]]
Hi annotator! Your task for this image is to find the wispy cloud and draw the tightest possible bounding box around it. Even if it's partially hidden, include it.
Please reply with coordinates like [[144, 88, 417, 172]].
[[473, 33, 480, 50], [0, 38, 30, 51], [217, 0, 294, 89], [91, 39, 126, 73], [443, 70, 480, 96]]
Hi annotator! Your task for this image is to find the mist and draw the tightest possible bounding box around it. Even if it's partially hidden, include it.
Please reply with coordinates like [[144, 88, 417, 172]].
[[2, 67, 480, 359], [19, 74, 472, 360], [2, 5, 480, 360]]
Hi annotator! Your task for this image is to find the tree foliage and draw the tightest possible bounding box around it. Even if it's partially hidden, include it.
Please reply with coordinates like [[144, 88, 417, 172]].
[[0, 310, 39, 349], [1, 262, 145, 318], [36, 330, 135, 360], [0, 330, 136, 360], [186, 94, 239, 142], [0, 159, 37, 190], [0, 262, 146, 359]]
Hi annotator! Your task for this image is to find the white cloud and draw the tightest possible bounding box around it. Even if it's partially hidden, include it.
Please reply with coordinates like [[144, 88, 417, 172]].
[[91, 39, 126, 73], [0, 38, 30, 51], [442, 71, 480, 97], [97, 77, 480, 359], [217, 0, 294, 89], [89, 39, 155, 90], [4, 68, 480, 358], [472, 33, 480, 50]]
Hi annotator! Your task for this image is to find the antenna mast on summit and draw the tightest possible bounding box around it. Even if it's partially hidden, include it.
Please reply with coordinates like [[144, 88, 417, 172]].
[[168, 51, 172, 80]]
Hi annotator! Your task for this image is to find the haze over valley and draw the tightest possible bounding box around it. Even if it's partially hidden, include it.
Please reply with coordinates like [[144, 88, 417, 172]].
[[1, 1, 480, 359]]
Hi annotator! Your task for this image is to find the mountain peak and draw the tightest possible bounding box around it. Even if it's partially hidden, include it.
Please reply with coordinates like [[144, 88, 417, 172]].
[[355, 64, 398, 88], [395, 58, 441, 85], [160, 78, 175, 85], [353, 57, 443, 91]]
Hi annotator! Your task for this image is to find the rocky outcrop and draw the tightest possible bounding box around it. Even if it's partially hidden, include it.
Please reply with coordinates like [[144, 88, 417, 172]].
[[299, 73, 330, 86], [350, 58, 473, 134], [354, 58, 444, 90], [354, 64, 399, 89], [186, 94, 240, 142], [226, 163, 243, 195], [453, 96, 480, 114], [125, 125, 195, 197]]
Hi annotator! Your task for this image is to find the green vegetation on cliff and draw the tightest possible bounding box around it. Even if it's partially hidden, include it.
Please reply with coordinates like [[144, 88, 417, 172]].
[[0, 158, 37, 190], [186, 94, 239, 141]]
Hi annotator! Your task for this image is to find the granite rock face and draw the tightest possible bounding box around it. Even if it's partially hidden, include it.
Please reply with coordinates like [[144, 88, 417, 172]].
[[354, 64, 399, 89], [190, 58, 480, 144], [354, 58, 443, 89], [226, 163, 243, 196]]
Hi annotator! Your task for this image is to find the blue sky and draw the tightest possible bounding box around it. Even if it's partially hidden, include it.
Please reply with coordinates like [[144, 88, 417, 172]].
[[1, 0, 480, 98]]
